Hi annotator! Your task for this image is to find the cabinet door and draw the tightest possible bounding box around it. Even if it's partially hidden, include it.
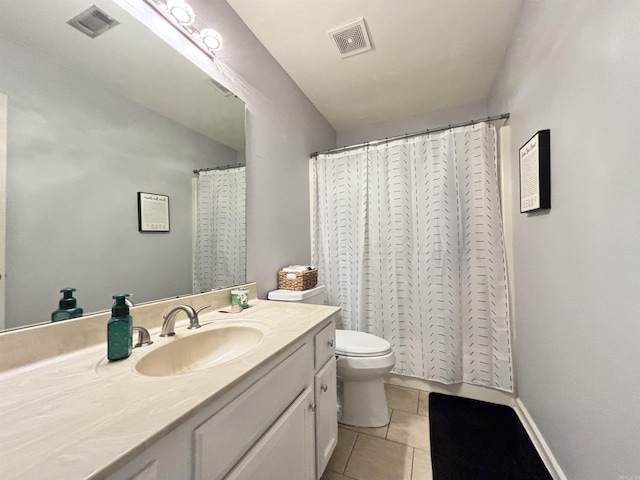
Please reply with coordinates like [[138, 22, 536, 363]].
[[315, 356, 337, 479], [195, 344, 312, 480], [225, 386, 315, 480]]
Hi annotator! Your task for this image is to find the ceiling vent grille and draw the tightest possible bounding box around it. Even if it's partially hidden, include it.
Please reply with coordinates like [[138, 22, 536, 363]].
[[328, 18, 372, 58], [67, 5, 120, 39]]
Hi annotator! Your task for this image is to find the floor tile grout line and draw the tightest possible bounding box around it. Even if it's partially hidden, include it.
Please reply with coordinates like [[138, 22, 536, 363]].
[[386, 435, 432, 452], [391, 408, 419, 415], [354, 426, 431, 453], [339, 424, 390, 437], [409, 446, 415, 480], [342, 432, 359, 477]]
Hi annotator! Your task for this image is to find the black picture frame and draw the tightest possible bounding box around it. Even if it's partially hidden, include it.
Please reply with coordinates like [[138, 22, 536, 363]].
[[137, 192, 170, 232], [519, 129, 551, 213]]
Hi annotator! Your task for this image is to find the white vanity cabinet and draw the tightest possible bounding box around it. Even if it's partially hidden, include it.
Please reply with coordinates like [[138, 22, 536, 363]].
[[223, 321, 337, 480], [105, 316, 337, 480], [195, 342, 315, 480]]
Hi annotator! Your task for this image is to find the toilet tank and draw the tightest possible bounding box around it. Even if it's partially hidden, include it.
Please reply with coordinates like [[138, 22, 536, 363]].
[[267, 285, 327, 305]]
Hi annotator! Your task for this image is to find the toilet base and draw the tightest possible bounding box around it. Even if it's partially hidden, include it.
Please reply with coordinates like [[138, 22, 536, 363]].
[[338, 376, 390, 428]]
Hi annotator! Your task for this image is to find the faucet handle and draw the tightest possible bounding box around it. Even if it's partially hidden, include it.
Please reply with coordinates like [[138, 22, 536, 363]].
[[187, 304, 211, 330], [195, 304, 211, 315], [132, 326, 153, 348]]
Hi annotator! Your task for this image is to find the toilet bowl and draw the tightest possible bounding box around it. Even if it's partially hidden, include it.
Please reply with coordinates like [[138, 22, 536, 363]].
[[335, 330, 396, 428], [267, 285, 396, 428]]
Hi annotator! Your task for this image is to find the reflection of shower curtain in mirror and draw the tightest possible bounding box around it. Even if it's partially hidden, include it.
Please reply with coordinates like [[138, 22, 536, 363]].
[[193, 167, 246, 292]]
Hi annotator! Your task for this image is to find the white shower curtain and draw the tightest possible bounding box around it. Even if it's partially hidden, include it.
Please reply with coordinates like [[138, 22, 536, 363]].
[[193, 167, 246, 293], [311, 123, 513, 392]]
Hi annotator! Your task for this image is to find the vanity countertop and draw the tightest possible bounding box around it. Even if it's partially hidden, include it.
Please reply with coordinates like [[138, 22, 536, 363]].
[[0, 299, 339, 480]]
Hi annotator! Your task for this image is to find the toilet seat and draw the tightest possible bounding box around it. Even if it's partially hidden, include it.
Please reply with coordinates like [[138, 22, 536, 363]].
[[335, 330, 392, 357]]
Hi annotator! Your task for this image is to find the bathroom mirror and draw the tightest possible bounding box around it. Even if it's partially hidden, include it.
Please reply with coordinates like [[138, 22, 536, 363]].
[[0, 0, 246, 330]]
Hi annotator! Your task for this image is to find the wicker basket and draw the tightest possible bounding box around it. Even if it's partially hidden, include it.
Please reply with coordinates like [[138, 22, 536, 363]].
[[277, 268, 318, 291]]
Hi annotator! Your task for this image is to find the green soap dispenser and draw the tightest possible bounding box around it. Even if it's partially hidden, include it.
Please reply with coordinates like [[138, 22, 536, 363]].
[[51, 288, 84, 322], [108, 294, 133, 361]]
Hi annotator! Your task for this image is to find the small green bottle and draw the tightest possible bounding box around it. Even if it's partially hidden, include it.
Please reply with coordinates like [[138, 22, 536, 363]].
[[107, 294, 133, 362], [51, 288, 84, 322]]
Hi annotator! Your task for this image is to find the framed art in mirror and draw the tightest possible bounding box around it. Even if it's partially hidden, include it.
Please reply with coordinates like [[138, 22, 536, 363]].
[[138, 192, 170, 232]]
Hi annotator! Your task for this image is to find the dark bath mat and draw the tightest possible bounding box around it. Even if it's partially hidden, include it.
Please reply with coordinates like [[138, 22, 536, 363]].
[[429, 393, 553, 480]]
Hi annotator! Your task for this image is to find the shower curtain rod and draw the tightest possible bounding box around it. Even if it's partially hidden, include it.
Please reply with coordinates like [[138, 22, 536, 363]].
[[193, 164, 245, 174], [311, 113, 510, 157]]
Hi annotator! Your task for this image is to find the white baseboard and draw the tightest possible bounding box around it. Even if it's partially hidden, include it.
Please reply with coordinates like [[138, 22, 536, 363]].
[[513, 398, 567, 480]]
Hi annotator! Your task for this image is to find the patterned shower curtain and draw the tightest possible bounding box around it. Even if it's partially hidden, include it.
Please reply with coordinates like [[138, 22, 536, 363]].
[[311, 123, 513, 392], [193, 167, 246, 293]]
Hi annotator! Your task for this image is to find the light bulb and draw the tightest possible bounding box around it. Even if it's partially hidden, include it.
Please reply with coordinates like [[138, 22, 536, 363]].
[[199, 28, 223, 51], [167, 0, 194, 26]]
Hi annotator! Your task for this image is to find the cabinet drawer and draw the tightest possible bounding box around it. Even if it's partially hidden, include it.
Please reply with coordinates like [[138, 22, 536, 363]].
[[194, 343, 313, 480], [314, 322, 335, 369]]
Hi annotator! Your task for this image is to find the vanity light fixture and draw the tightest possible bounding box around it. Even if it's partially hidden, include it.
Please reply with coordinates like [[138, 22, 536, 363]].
[[144, 0, 223, 57], [198, 28, 223, 52], [166, 0, 194, 26]]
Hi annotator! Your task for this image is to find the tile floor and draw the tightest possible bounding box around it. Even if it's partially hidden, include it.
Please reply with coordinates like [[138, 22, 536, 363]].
[[321, 384, 433, 480]]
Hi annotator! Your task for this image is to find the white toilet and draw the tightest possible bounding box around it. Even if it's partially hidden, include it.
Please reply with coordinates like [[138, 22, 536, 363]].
[[268, 285, 396, 428], [334, 329, 395, 427]]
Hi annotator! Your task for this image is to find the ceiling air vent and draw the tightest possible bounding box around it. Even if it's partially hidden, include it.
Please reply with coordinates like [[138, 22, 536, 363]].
[[67, 5, 120, 39], [328, 18, 373, 59]]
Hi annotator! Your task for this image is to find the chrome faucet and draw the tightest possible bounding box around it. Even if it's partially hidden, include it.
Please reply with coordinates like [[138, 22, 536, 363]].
[[132, 326, 153, 347], [160, 304, 211, 337]]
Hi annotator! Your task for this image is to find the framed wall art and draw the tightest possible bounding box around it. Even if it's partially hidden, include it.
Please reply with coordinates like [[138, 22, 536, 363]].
[[519, 129, 551, 213], [137, 192, 170, 232]]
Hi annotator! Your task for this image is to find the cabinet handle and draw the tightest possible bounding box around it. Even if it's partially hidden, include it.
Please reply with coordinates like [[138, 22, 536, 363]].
[[321, 384, 328, 392], [327, 339, 334, 347], [309, 402, 317, 412]]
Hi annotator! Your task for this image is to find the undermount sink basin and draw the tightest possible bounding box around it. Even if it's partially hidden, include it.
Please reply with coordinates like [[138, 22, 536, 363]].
[[135, 326, 264, 377]]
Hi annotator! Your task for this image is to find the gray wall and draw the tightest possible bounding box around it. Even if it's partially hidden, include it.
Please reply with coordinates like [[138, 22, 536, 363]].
[[1, 39, 237, 328], [489, 1, 640, 478], [189, 0, 337, 298], [337, 100, 488, 147]]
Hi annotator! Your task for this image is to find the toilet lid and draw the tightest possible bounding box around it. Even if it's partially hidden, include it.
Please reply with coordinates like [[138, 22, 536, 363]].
[[335, 330, 392, 357]]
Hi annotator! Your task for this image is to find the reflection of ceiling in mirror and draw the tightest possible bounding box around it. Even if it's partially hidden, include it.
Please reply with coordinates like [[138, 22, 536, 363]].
[[0, 0, 245, 151]]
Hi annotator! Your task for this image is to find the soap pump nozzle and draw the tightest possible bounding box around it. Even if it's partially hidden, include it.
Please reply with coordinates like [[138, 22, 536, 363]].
[[51, 287, 83, 322], [59, 287, 78, 309], [111, 294, 132, 317], [113, 294, 134, 309]]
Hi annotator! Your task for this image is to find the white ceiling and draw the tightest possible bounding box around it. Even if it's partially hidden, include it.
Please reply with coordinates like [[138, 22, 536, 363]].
[[227, 0, 523, 132]]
